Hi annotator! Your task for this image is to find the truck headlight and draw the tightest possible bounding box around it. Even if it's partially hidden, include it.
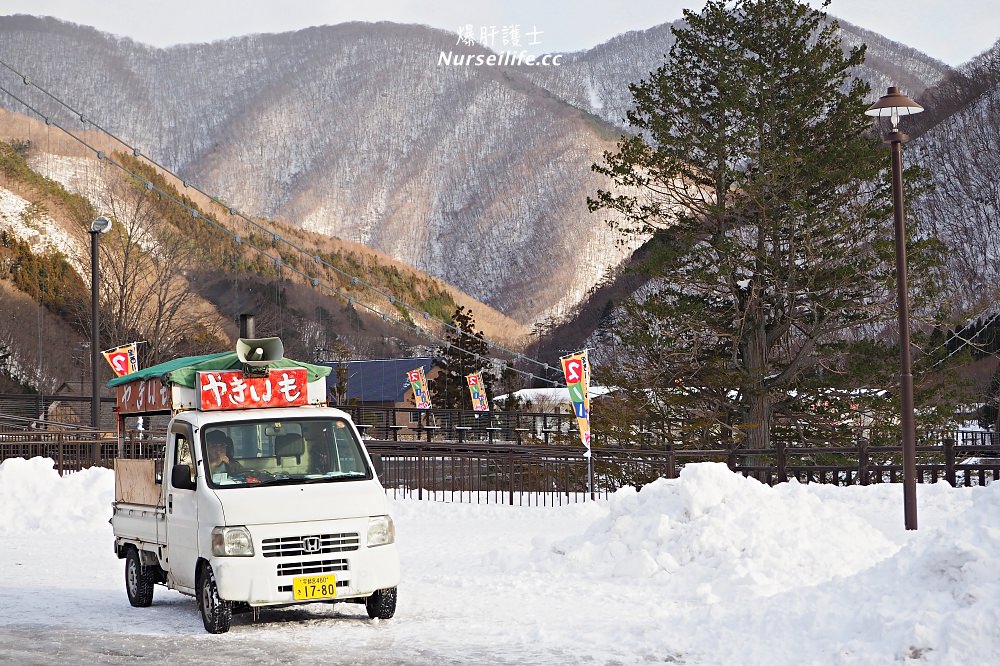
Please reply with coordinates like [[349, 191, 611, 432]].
[[211, 526, 254, 557], [367, 515, 395, 547]]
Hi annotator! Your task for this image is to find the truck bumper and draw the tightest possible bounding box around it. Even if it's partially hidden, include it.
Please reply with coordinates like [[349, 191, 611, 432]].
[[211, 520, 400, 606]]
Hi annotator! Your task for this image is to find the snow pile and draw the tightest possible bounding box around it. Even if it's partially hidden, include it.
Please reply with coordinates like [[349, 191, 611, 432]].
[[0, 457, 114, 533], [719, 484, 1000, 664], [2, 456, 1000, 663], [535, 462, 899, 594]]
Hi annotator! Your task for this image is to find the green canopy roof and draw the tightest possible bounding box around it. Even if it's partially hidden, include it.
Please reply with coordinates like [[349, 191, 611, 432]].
[[107, 352, 331, 389]]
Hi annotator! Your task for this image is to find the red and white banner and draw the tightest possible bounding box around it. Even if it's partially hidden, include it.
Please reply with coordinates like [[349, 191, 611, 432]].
[[198, 368, 309, 411]]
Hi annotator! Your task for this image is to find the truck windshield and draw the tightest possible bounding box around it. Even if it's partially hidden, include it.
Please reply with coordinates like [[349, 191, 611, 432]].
[[201, 417, 371, 488]]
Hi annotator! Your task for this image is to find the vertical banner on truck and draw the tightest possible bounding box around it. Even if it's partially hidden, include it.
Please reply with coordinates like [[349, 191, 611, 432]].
[[466, 372, 490, 412], [407, 367, 432, 409], [561, 350, 592, 454], [102, 343, 140, 378]]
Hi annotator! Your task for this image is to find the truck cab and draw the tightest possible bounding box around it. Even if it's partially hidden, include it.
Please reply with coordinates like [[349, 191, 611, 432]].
[[110, 339, 399, 633]]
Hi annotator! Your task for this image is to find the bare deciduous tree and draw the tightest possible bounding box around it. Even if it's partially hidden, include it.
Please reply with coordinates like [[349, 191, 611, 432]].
[[89, 171, 216, 365]]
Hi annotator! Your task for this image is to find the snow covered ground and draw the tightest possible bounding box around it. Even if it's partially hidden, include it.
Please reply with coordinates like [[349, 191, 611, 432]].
[[2, 456, 999, 665]]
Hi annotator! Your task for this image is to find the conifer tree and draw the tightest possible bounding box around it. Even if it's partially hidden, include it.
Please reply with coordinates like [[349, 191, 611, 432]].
[[589, 0, 951, 450], [431, 306, 497, 410]]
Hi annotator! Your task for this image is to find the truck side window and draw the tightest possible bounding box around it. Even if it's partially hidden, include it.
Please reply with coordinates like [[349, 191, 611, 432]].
[[332, 420, 362, 473], [174, 434, 195, 485]]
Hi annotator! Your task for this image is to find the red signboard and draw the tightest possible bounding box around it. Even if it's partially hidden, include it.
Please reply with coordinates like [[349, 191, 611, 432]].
[[198, 368, 309, 411]]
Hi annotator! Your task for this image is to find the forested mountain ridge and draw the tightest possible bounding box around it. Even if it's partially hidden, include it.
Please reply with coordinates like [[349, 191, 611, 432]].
[[0, 118, 528, 393], [0, 14, 955, 327]]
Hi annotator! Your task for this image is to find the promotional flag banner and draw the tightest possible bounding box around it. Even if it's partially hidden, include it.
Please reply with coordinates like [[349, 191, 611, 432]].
[[408, 367, 432, 409], [561, 350, 591, 452], [466, 372, 490, 412], [102, 343, 140, 378]]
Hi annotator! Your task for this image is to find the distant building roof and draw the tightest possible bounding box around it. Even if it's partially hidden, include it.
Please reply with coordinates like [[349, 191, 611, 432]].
[[318, 358, 436, 403]]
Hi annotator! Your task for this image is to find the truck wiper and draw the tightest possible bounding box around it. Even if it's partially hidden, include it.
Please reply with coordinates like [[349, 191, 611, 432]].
[[300, 472, 368, 483], [255, 476, 311, 487]]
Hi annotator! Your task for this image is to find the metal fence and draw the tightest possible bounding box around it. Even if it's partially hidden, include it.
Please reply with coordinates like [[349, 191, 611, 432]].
[[365, 441, 676, 505], [338, 405, 580, 445], [2, 397, 1000, 499]]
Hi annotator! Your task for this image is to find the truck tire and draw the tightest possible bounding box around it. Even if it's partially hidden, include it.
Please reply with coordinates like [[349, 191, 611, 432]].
[[198, 563, 232, 634], [125, 548, 155, 608], [365, 586, 397, 620]]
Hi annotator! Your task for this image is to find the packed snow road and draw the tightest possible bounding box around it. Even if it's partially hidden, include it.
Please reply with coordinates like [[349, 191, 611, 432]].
[[3, 457, 1000, 664]]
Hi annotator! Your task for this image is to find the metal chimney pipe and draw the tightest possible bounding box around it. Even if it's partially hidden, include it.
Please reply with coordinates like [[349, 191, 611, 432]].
[[239, 314, 255, 338]]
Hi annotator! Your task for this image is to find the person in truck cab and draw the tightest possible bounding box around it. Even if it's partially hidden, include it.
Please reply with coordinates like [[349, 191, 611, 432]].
[[206, 430, 243, 475]]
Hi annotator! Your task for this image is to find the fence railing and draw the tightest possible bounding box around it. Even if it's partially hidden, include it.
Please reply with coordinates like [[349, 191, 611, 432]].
[[3, 403, 1000, 499], [338, 405, 581, 445]]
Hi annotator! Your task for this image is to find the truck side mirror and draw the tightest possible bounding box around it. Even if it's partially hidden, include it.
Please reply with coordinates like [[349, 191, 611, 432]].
[[171, 463, 197, 490]]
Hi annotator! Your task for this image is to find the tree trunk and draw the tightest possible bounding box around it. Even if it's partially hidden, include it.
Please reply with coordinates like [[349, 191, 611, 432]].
[[744, 320, 772, 481]]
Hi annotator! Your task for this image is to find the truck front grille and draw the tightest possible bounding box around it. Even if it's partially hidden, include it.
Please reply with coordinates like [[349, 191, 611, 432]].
[[277, 558, 349, 577], [261, 532, 360, 557]]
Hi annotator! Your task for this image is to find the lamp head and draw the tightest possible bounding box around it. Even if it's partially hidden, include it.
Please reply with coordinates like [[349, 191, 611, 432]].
[[90, 216, 112, 234], [865, 86, 924, 132]]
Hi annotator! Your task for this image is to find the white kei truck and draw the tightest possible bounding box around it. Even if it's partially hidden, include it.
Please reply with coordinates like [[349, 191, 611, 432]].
[[109, 338, 400, 633]]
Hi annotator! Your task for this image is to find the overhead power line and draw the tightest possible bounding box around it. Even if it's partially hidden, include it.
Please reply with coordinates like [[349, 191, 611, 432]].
[[0, 61, 568, 386]]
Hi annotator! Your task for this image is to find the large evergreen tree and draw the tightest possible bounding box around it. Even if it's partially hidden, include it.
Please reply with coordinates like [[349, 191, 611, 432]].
[[589, 0, 951, 450]]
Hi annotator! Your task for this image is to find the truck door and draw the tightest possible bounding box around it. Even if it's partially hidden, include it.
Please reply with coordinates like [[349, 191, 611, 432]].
[[165, 423, 199, 591]]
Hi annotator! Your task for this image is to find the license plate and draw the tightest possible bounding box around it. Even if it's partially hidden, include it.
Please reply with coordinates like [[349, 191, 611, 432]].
[[292, 575, 338, 600]]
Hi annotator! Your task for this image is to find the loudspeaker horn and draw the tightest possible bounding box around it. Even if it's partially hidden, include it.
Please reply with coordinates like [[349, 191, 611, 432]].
[[236, 337, 285, 367]]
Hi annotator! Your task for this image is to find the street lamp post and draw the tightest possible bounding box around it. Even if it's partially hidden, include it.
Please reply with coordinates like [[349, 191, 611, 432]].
[[89, 216, 112, 454], [865, 86, 924, 531]]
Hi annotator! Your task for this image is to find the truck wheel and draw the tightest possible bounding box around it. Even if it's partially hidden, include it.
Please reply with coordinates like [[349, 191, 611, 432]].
[[365, 587, 397, 620], [198, 563, 232, 634], [125, 548, 155, 608]]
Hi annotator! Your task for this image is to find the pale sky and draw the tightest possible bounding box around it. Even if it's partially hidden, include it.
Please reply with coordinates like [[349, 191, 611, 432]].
[[1, 0, 997, 66]]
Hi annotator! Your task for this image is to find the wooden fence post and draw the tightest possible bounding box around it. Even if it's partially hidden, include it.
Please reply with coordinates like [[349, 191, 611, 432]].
[[666, 443, 676, 480], [776, 438, 787, 483], [944, 438, 956, 488], [858, 437, 869, 486], [57, 432, 64, 476]]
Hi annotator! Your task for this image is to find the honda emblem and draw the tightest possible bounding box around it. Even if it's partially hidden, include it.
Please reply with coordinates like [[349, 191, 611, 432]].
[[302, 536, 321, 553]]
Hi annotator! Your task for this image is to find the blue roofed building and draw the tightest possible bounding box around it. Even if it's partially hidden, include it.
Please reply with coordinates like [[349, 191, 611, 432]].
[[317, 358, 439, 407]]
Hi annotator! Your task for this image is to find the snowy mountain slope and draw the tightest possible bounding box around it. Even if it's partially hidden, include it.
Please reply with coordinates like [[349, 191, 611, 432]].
[[0, 15, 953, 325], [909, 41, 1000, 314], [522, 17, 951, 130]]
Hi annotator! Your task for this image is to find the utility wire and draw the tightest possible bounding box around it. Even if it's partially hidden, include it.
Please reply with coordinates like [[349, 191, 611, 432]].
[[920, 309, 1000, 370], [8, 62, 986, 388], [5, 59, 990, 385], [0, 68, 564, 386], [0, 58, 564, 380]]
